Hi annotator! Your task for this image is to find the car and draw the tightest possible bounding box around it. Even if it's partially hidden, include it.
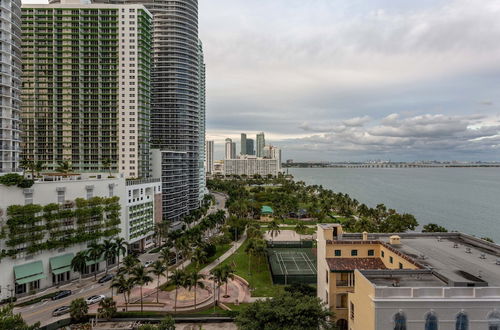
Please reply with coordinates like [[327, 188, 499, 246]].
[[52, 290, 72, 300], [52, 306, 70, 317], [85, 294, 105, 305], [98, 274, 114, 283], [144, 260, 153, 267]]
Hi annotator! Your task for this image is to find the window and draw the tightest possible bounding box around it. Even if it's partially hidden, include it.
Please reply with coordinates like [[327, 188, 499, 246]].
[[86, 188, 93, 199], [381, 251, 385, 258], [351, 250, 358, 256], [334, 250, 341, 256], [455, 312, 468, 330], [389, 256, 394, 264], [393, 311, 406, 330], [425, 311, 438, 330], [488, 311, 500, 330], [57, 190, 65, 203], [399, 262, 403, 269], [326, 270, 328, 283], [368, 249, 374, 256], [350, 302, 354, 320]]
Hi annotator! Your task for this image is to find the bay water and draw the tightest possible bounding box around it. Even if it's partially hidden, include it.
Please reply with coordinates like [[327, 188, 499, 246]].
[[288, 167, 500, 242]]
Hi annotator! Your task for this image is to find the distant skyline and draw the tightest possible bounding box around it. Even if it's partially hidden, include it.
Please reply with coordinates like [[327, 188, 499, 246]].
[[23, 0, 500, 161]]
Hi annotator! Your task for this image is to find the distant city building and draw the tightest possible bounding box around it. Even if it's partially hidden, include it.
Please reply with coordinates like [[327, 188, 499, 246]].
[[22, 2, 152, 179], [246, 138, 255, 155], [0, 0, 22, 173], [256, 132, 265, 157], [240, 133, 247, 155], [212, 160, 224, 175], [205, 140, 214, 174], [231, 142, 237, 159], [225, 138, 234, 160], [198, 40, 206, 199], [224, 155, 280, 177], [286, 159, 294, 164], [317, 224, 500, 330]]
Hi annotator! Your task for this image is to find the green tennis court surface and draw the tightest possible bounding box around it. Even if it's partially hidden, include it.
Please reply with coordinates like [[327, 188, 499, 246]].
[[267, 248, 317, 284]]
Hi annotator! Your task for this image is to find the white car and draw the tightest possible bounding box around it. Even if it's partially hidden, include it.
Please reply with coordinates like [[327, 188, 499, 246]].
[[85, 294, 105, 305]]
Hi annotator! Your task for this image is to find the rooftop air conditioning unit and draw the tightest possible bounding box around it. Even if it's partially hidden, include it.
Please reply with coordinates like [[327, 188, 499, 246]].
[[465, 247, 472, 253], [479, 253, 486, 259]]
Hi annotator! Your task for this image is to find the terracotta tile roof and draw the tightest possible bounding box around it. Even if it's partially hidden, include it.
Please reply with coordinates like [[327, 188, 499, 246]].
[[326, 258, 387, 271]]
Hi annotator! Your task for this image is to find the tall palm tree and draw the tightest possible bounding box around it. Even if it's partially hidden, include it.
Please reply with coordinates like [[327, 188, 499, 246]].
[[130, 265, 153, 313], [190, 248, 207, 271], [119, 254, 139, 276], [186, 271, 205, 311], [159, 247, 172, 283], [102, 158, 113, 177], [209, 267, 224, 303], [169, 269, 186, 313], [20, 158, 32, 177], [110, 274, 130, 311], [33, 161, 44, 178], [267, 220, 281, 245], [220, 264, 235, 298], [71, 251, 88, 283], [101, 239, 116, 274], [294, 223, 307, 246], [149, 260, 167, 303], [87, 242, 103, 280], [114, 237, 128, 270], [245, 239, 256, 276]]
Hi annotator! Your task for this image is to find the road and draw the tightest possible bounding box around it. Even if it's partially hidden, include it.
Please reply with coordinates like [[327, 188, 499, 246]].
[[16, 191, 227, 326]]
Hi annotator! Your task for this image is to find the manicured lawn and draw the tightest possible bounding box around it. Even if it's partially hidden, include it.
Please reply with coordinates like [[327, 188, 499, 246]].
[[260, 226, 316, 235], [219, 239, 284, 297], [224, 302, 252, 312]]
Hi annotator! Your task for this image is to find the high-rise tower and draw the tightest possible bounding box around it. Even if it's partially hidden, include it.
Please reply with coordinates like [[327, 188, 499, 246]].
[[92, 0, 203, 220], [0, 0, 22, 173], [205, 140, 214, 174], [22, 1, 152, 178], [256, 132, 265, 157], [240, 133, 247, 155], [198, 40, 206, 199]]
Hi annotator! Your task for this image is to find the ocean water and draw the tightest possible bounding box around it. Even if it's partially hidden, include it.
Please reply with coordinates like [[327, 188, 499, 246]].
[[288, 167, 500, 242]]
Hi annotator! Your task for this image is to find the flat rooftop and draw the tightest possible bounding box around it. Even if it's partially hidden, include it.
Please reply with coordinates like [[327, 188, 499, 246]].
[[364, 271, 446, 287], [339, 232, 500, 287]]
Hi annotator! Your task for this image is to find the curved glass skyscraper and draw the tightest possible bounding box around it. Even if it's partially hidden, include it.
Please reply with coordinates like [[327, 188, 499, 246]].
[[0, 0, 22, 173], [88, 0, 205, 220]]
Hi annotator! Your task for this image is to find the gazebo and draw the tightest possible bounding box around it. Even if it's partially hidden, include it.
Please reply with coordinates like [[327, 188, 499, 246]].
[[260, 205, 274, 221]]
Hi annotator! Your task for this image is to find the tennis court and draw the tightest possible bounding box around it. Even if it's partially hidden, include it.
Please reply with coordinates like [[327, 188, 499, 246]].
[[267, 248, 317, 284]]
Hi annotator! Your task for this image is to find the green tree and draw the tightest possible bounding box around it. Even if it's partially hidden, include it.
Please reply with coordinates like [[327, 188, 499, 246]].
[[87, 242, 103, 280], [149, 260, 167, 303], [220, 264, 235, 298], [267, 220, 280, 245], [185, 271, 205, 311], [422, 223, 448, 233], [98, 297, 117, 320], [101, 239, 117, 274], [119, 254, 139, 275], [294, 222, 307, 246], [33, 161, 44, 178], [190, 248, 207, 270], [130, 265, 153, 313], [235, 292, 334, 330], [102, 158, 113, 177], [71, 251, 88, 283], [158, 315, 175, 330], [110, 274, 132, 311], [169, 269, 186, 313], [69, 298, 88, 322], [114, 237, 128, 270], [56, 160, 72, 174], [284, 283, 316, 297], [158, 247, 172, 283], [0, 304, 39, 330]]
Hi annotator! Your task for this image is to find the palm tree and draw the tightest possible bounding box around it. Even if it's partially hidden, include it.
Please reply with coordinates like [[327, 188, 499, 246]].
[[20, 158, 32, 177], [169, 269, 186, 313], [98, 297, 117, 320], [159, 247, 172, 283], [71, 251, 88, 283], [101, 239, 116, 274], [56, 160, 72, 174], [209, 267, 224, 303], [110, 274, 131, 311], [87, 242, 103, 280], [102, 158, 113, 177], [245, 239, 256, 275], [294, 222, 307, 246], [119, 254, 139, 276], [220, 264, 235, 298], [114, 237, 128, 270], [69, 298, 88, 322], [149, 260, 167, 303], [267, 220, 280, 246], [190, 248, 207, 271], [186, 271, 205, 311], [33, 161, 44, 178], [130, 265, 153, 313]]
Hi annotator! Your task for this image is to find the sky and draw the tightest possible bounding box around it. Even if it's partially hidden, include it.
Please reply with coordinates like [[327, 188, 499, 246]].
[[23, 0, 500, 161]]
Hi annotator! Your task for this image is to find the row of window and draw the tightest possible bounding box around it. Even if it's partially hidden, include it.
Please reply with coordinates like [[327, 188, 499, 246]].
[[334, 249, 375, 257], [393, 310, 500, 330]]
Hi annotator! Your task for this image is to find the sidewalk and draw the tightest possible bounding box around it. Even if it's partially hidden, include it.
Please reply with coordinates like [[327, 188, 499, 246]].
[[201, 231, 247, 274]]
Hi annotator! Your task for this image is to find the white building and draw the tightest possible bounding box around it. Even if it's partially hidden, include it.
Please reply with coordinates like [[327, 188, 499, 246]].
[[224, 138, 236, 160], [224, 155, 280, 177], [0, 175, 126, 300], [263, 145, 282, 171], [205, 140, 214, 174]]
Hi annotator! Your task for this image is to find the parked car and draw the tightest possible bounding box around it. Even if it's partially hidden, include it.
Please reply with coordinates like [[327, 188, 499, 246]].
[[52, 306, 70, 316], [85, 295, 105, 305], [52, 290, 72, 300], [98, 274, 114, 283], [144, 260, 153, 268]]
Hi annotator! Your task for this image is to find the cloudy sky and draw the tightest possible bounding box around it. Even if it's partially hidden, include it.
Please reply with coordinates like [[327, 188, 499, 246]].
[[23, 0, 500, 161]]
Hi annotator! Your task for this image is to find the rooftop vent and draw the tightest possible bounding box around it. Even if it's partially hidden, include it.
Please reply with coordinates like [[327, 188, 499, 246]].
[[392, 280, 400, 287], [453, 243, 459, 248], [465, 247, 472, 253], [419, 253, 427, 260], [390, 235, 401, 245], [479, 253, 486, 260], [496, 259, 500, 265]]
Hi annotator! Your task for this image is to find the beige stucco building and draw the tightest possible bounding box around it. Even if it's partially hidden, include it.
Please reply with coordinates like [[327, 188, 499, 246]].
[[317, 224, 500, 330]]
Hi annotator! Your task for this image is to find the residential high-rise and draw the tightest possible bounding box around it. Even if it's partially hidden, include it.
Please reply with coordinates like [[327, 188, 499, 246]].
[[205, 140, 214, 174], [22, 1, 152, 179], [225, 138, 234, 160], [246, 139, 255, 155], [0, 0, 22, 173], [198, 40, 206, 198], [263, 145, 282, 171], [256, 132, 265, 157], [231, 142, 237, 159], [92, 0, 204, 220], [240, 133, 247, 155]]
